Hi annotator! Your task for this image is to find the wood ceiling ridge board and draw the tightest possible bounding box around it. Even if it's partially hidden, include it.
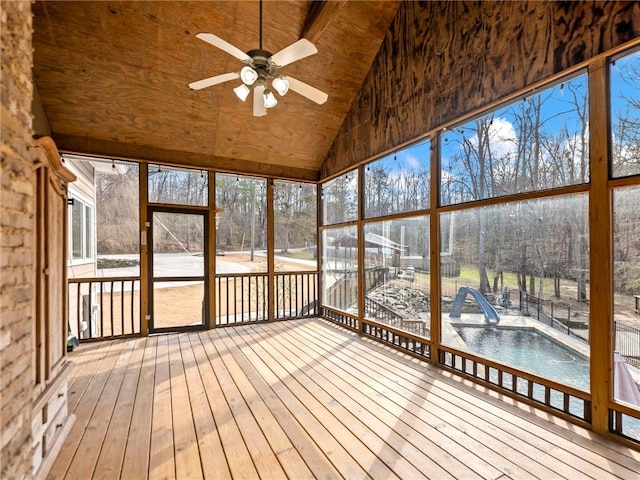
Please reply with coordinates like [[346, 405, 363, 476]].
[[314, 3, 402, 164], [301, 0, 348, 44], [315, 1, 399, 45], [307, 3, 400, 97], [258, 2, 309, 53]]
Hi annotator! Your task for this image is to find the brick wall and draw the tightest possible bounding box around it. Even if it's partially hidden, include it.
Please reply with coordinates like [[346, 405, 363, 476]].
[[1, 1, 36, 479]]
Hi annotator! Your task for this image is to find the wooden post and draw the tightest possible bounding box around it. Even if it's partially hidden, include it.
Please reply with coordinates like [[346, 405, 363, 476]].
[[209, 170, 217, 327], [139, 162, 149, 336], [588, 57, 613, 435], [267, 178, 275, 321], [429, 136, 441, 364], [317, 181, 324, 316], [357, 166, 365, 334]]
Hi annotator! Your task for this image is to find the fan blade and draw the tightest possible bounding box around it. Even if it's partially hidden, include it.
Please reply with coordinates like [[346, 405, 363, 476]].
[[269, 39, 317, 67], [196, 33, 251, 62], [253, 84, 266, 117], [189, 72, 240, 90], [287, 76, 328, 105]]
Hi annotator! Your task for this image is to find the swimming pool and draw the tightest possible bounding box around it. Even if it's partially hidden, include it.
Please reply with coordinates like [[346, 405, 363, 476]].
[[454, 325, 590, 390], [455, 325, 640, 440]]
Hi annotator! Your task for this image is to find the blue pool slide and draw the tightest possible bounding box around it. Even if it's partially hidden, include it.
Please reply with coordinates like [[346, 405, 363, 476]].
[[449, 286, 501, 325]]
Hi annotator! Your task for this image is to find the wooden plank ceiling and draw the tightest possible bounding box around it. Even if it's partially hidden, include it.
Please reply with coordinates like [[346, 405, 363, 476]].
[[32, 1, 401, 181]]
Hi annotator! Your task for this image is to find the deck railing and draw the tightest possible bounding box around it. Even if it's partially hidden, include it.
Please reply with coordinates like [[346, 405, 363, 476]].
[[439, 345, 592, 424], [69, 272, 319, 341], [274, 271, 318, 319], [323, 267, 388, 313], [364, 295, 405, 324], [615, 321, 640, 368], [68, 276, 141, 341], [215, 273, 268, 325], [215, 271, 318, 325]]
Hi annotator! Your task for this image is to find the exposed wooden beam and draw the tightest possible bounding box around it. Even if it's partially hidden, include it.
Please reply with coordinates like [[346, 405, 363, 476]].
[[301, 0, 347, 44]]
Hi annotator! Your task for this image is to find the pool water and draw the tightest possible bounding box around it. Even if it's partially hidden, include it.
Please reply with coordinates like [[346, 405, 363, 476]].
[[455, 326, 590, 390]]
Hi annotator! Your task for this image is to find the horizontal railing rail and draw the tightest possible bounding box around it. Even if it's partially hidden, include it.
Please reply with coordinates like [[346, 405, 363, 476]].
[[68, 276, 141, 341]]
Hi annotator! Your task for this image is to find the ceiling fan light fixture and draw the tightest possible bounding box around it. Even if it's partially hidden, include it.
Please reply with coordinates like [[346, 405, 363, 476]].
[[272, 76, 289, 96], [240, 65, 258, 85], [263, 90, 278, 108], [233, 84, 251, 102], [189, 2, 328, 115]]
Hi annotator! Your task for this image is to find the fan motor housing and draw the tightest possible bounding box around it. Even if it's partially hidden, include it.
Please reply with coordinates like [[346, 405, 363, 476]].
[[247, 49, 277, 78]]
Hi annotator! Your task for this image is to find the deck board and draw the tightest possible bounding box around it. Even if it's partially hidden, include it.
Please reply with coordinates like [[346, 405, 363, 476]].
[[214, 329, 369, 479], [320, 324, 640, 476], [190, 331, 259, 479], [48, 318, 640, 480], [119, 335, 156, 479], [49, 339, 126, 479], [213, 329, 315, 480], [92, 337, 146, 480], [295, 321, 612, 479], [263, 321, 502, 479], [243, 322, 460, 479], [202, 330, 288, 478], [215, 328, 342, 479], [148, 334, 175, 480], [168, 333, 203, 480], [178, 334, 231, 480]]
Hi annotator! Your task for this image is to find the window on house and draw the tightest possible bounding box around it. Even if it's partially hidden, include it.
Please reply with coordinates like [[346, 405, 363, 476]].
[[69, 196, 95, 263]]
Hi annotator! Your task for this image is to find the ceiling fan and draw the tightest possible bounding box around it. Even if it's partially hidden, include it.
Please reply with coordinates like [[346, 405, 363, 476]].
[[189, 1, 328, 117]]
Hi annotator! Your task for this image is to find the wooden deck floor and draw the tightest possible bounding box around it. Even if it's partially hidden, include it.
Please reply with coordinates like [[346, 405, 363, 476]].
[[49, 318, 640, 479]]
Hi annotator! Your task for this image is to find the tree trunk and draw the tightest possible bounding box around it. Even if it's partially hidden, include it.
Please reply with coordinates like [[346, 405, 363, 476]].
[[554, 275, 561, 298], [529, 274, 535, 295]]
